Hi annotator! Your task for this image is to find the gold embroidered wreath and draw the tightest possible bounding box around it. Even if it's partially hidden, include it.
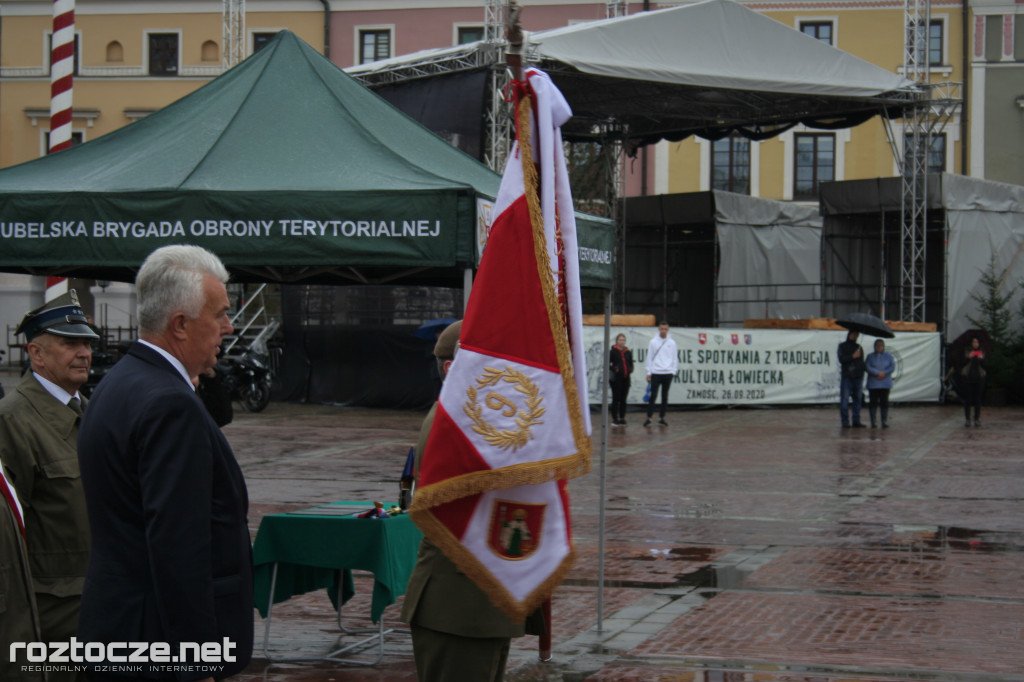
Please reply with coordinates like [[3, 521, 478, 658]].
[[464, 366, 546, 452]]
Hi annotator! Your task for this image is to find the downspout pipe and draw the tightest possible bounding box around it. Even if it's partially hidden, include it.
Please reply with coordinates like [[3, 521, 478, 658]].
[[320, 0, 330, 59], [961, 0, 968, 175]]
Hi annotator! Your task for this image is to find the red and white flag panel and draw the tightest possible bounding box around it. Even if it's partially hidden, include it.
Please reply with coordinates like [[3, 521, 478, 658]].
[[414, 67, 590, 509], [414, 481, 574, 619], [410, 68, 590, 620]]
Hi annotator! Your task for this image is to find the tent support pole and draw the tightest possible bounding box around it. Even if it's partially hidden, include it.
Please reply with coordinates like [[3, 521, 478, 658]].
[[463, 267, 474, 313], [596, 289, 611, 634]]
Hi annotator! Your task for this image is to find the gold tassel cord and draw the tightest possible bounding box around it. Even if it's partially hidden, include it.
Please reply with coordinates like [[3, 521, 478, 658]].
[[516, 94, 592, 471]]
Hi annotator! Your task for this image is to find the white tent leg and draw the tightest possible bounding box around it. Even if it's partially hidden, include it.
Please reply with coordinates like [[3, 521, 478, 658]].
[[463, 267, 473, 313], [597, 289, 611, 633]]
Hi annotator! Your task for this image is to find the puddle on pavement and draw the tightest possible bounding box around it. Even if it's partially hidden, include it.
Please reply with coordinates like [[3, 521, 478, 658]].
[[875, 524, 1024, 554], [676, 562, 753, 598]]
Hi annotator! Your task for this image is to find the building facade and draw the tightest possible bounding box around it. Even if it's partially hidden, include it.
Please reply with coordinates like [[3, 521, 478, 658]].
[[1, 1, 1009, 186], [969, 0, 1024, 185], [661, 0, 970, 202], [0, 0, 1019, 333]]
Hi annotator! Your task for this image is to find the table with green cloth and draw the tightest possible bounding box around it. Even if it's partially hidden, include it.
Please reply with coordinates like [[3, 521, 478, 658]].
[[253, 501, 423, 625]]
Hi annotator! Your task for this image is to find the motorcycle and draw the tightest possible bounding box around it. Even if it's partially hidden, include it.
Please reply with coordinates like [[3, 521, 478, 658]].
[[80, 340, 132, 398], [217, 350, 273, 413]]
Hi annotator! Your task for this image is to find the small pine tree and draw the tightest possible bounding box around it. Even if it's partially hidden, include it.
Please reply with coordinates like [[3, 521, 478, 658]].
[[967, 259, 1017, 347], [966, 258, 1022, 395]]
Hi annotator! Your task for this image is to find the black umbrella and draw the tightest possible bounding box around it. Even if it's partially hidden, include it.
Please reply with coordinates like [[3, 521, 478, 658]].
[[835, 312, 895, 339]]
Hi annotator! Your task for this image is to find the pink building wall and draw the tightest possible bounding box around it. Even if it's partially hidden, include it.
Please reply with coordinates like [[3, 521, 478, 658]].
[[329, 3, 620, 68]]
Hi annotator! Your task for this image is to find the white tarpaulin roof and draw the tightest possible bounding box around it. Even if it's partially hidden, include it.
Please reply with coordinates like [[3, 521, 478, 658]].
[[533, 0, 911, 98], [349, 0, 916, 147]]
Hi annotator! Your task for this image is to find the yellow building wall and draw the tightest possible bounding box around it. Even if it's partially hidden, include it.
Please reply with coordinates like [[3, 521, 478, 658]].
[[664, 0, 965, 198], [0, 6, 322, 169]]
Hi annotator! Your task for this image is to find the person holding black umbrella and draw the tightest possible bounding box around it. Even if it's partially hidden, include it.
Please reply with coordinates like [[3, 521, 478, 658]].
[[837, 330, 867, 428]]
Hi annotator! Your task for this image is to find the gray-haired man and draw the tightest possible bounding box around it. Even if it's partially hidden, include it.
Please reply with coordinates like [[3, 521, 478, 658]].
[[78, 245, 253, 681]]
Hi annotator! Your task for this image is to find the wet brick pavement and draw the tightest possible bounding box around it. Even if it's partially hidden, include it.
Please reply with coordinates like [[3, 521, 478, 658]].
[[214, 402, 1024, 681]]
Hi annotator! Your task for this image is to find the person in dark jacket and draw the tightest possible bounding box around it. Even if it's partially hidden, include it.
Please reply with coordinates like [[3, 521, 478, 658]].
[[837, 330, 867, 428], [960, 336, 987, 427], [1, 290, 98, 682], [609, 333, 634, 426]]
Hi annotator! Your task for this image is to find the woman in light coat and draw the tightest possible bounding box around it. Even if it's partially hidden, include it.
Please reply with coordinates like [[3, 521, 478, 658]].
[[865, 338, 895, 428]]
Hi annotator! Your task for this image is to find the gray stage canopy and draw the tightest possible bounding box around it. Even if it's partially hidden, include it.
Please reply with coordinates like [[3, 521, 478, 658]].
[[350, 0, 915, 151]]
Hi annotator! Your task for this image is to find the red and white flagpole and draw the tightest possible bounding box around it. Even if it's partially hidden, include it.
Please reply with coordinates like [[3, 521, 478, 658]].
[[49, 0, 75, 153]]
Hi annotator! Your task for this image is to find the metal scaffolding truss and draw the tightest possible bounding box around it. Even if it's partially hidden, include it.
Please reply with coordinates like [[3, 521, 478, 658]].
[[895, 0, 962, 323], [350, 44, 499, 87], [222, 0, 246, 69]]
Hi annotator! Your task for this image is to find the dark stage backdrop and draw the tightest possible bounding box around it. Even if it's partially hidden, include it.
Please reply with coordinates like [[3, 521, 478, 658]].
[[275, 285, 454, 409]]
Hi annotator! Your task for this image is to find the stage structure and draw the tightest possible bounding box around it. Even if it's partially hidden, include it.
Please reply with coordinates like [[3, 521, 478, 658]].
[[621, 191, 822, 328], [350, 0, 924, 316], [820, 174, 1024, 341]]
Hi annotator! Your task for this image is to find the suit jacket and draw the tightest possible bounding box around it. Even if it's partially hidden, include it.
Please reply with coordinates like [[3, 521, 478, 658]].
[[78, 342, 253, 681], [0, 372, 90, 600]]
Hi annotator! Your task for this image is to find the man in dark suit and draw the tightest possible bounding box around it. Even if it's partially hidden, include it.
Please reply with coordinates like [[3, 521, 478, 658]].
[[78, 245, 253, 682]]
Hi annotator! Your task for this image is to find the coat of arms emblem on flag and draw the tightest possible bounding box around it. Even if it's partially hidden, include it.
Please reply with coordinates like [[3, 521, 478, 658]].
[[409, 67, 591, 621]]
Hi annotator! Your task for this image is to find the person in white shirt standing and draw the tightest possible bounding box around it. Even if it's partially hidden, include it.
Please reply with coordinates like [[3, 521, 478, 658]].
[[644, 321, 678, 426]]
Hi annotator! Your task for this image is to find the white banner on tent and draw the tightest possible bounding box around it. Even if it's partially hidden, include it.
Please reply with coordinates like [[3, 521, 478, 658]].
[[584, 327, 941, 406]]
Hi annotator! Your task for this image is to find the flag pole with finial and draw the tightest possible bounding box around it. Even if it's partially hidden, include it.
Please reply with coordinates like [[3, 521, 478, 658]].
[[505, 1, 557, 663]]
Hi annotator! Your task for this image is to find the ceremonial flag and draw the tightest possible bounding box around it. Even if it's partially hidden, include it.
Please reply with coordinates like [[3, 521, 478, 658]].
[[410, 68, 590, 620]]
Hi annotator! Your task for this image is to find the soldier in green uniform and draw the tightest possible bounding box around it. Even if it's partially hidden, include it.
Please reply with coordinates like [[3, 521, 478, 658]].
[[1, 457, 44, 681], [0, 290, 98, 682], [401, 320, 543, 682]]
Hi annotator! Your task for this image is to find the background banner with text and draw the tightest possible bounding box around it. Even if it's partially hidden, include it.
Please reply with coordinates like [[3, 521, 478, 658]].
[[584, 327, 941, 406]]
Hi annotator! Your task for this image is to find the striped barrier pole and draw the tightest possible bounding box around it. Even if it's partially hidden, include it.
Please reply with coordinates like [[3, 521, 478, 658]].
[[49, 0, 75, 153]]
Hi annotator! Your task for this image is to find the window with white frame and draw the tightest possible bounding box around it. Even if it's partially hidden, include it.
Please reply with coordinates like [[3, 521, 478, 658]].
[[46, 130, 84, 152], [929, 19, 944, 66], [457, 26, 484, 44], [253, 32, 277, 54], [799, 21, 833, 45], [710, 133, 750, 194], [359, 29, 392, 64], [48, 33, 80, 76], [148, 33, 179, 76], [794, 133, 834, 200]]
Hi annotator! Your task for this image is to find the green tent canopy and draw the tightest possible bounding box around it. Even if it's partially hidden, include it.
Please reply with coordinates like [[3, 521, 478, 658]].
[[0, 31, 613, 288]]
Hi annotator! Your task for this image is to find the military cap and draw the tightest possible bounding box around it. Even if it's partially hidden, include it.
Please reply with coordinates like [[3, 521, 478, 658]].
[[434, 320, 462, 359], [15, 289, 100, 341]]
